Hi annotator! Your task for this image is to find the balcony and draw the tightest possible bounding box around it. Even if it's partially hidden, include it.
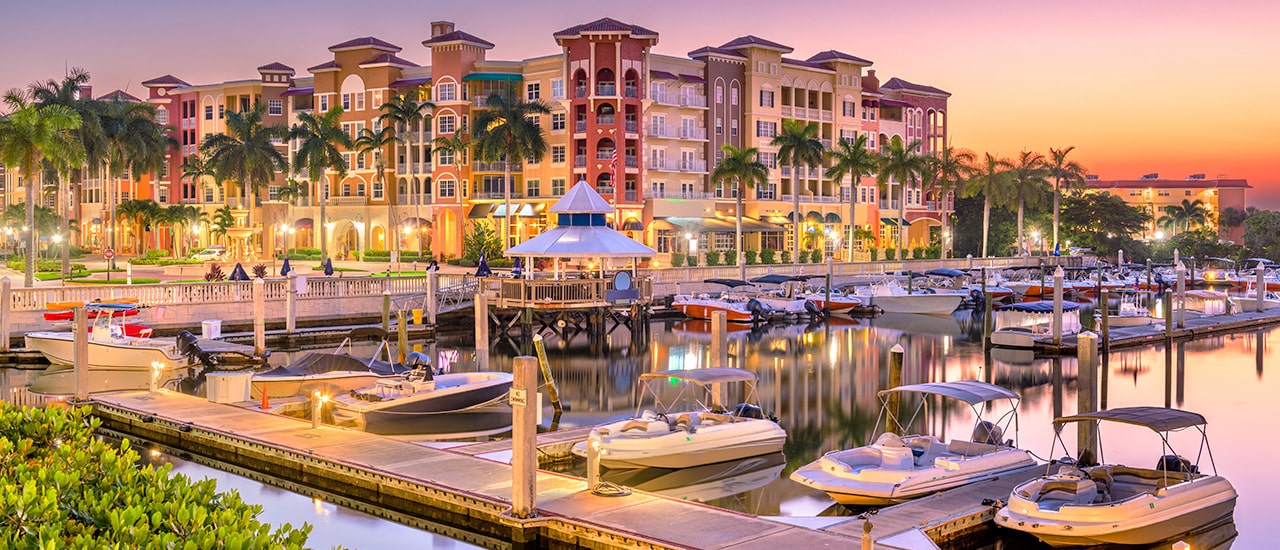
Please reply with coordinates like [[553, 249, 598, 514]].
[[820, 139, 832, 149], [808, 108, 821, 119], [473, 191, 523, 200], [595, 151, 614, 160], [680, 159, 707, 173], [651, 189, 715, 200], [781, 166, 792, 177], [472, 97, 489, 108], [756, 190, 777, 200], [330, 196, 367, 206], [647, 126, 678, 139], [596, 186, 615, 195], [680, 95, 707, 108], [821, 111, 833, 121], [624, 86, 638, 98], [596, 83, 616, 97], [596, 114, 616, 125], [397, 164, 407, 175], [680, 127, 707, 140], [474, 161, 521, 173], [653, 92, 678, 106], [879, 200, 900, 210], [574, 85, 587, 98], [625, 190, 638, 201], [624, 120, 638, 133], [780, 106, 792, 117], [650, 158, 679, 171], [575, 120, 587, 132], [574, 155, 587, 167], [625, 155, 638, 168]]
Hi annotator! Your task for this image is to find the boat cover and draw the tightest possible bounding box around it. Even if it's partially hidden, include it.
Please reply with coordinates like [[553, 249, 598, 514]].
[[750, 274, 802, 285], [1054, 406, 1206, 432], [996, 300, 1082, 313], [254, 352, 408, 378], [704, 278, 753, 288], [639, 367, 756, 385], [924, 268, 965, 278], [878, 380, 1019, 404]]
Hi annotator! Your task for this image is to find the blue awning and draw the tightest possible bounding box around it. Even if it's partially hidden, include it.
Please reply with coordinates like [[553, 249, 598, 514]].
[[461, 72, 523, 82]]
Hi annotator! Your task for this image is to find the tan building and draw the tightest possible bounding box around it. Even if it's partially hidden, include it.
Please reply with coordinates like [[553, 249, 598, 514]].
[[1086, 175, 1250, 242]]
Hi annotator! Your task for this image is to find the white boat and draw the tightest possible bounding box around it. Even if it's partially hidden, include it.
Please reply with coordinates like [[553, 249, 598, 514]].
[[996, 407, 1237, 547], [571, 368, 786, 469], [990, 300, 1082, 349], [672, 279, 769, 323], [26, 305, 191, 396], [1230, 288, 1280, 311], [799, 286, 863, 313], [251, 328, 410, 399], [853, 282, 963, 315], [748, 275, 811, 315], [329, 356, 513, 434], [1106, 295, 1155, 327], [791, 380, 1036, 505]]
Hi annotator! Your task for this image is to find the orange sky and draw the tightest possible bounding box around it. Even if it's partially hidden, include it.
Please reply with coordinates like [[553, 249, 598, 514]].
[[4, 0, 1277, 206]]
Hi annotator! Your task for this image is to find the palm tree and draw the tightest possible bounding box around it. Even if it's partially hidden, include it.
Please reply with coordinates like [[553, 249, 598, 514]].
[[162, 204, 201, 258], [201, 103, 288, 233], [98, 98, 170, 265], [1010, 151, 1051, 255], [0, 91, 83, 286], [1160, 199, 1210, 235], [355, 125, 400, 258], [209, 205, 235, 246], [923, 145, 974, 259], [471, 85, 550, 250], [275, 179, 307, 253], [770, 119, 825, 269], [824, 134, 877, 262], [963, 153, 1015, 258], [378, 92, 434, 240], [289, 106, 351, 261], [711, 144, 769, 279], [1046, 146, 1088, 251], [876, 137, 929, 261]]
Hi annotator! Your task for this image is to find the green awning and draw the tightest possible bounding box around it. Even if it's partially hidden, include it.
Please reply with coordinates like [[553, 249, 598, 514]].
[[461, 73, 523, 82], [824, 212, 841, 224], [880, 217, 897, 226], [805, 211, 824, 223]]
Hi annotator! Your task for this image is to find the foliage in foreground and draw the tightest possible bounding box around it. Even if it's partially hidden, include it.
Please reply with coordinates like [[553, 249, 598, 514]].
[[0, 404, 314, 548]]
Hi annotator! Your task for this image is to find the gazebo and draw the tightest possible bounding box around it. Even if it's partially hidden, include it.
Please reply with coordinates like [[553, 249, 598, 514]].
[[505, 179, 655, 279]]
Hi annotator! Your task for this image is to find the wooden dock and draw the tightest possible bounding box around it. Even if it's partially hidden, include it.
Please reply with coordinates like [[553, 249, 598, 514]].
[[89, 391, 860, 549], [1034, 308, 1280, 354]]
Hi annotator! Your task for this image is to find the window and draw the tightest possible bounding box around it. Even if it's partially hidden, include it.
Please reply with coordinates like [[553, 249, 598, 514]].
[[731, 119, 738, 136], [204, 186, 215, 203], [842, 101, 855, 117], [551, 79, 564, 99], [756, 121, 777, 138], [438, 115, 456, 134], [436, 83, 456, 102], [156, 108, 168, 125], [527, 179, 540, 197], [715, 117, 723, 135], [341, 94, 351, 110], [868, 133, 876, 149], [551, 178, 566, 196], [267, 185, 280, 201], [438, 149, 454, 166], [204, 106, 213, 120], [770, 63, 778, 75], [730, 88, 739, 106], [1158, 190, 1170, 197], [267, 99, 283, 116], [438, 178, 456, 198], [551, 112, 565, 131], [714, 233, 732, 251], [373, 181, 383, 199], [356, 153, 366, 170], [870, 107, 876, 121], [551, 145, 566, 164], [758, 61, 766, 73], [159, 163, 169, 179], [715, 85, 723, 104], [759, 152, 776, 168], [318, 95, 329, 112], [526, 115, 540, 128], [1185, 190, 1192, 196], [526, 82, 540, 101], [760, 90, 774, 108], [355, 92, 365, 111]]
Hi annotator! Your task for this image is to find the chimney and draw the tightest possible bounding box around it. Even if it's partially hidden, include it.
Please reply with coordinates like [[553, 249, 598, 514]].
[[862, 70, 879, 90], [431, 21, 455, 38]]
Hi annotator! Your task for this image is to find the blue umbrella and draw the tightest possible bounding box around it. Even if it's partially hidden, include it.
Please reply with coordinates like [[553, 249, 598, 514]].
[[475, 253, 492, 277], [280, 257, 292, 276], [229, 263, 250, 281], [1053, 242, 1062, 257], [511, 257, 523, 278], [323, 258, 334, 276]]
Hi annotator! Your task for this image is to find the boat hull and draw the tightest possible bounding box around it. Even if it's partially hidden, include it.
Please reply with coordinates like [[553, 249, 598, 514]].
[[864, 294, 963, 315], [251, 373, 391, 399], [27, 363, 185, 396], [25, 332, 184, 370], [571, 415, 786, 469], [330, 372, 514, 433], [1106, 315, 1154, 327], [673, 301, 754, 322], [791, 444, 1036, 505]]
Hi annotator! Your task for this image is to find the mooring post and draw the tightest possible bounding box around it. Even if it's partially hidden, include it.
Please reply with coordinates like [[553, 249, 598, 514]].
[[511, 355, 539, 518], [711, 310, 728, 367], [1258, 266, 1267, 313], [1145, 259, 1153, 295], [381, 290, 391, 332], [475, 292, 490, 372], [1165, 291, 1174, 340], [1076, 331, 1099, 460], [396, 310, 408, 364], [286, 272, 298, 334], [886, 344, 904, 434], [1175, 261, 1186, 329], [0, 277, 10, 351], [862, 520, 874, 550], [967, 253, 973, 270], [825, 255, 833, 317], [252, 278, 266, 355], [1053, 266, 1064, 346], [1099, 289, 1110, 347], [984, 291, 994, 347], [311, 390, 325, 429], [73, 306, 88, 402], [426, 271, 438, 325], [532, 334, 563, 413], [126, 263, 132, 285], [586, 436, 602, 489]]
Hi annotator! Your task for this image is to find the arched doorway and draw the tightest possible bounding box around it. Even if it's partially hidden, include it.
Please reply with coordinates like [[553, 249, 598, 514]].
[[332, 220, 360, 260], [371, 225, 386, 251], [438, 208, 459, 259]]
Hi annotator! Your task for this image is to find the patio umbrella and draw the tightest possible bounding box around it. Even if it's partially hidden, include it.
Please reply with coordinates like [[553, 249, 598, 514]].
[[229, 263, 250, 281], [323, 258, 334, 276], [475, 253, 492, 277], [280, 257, 292, 276]]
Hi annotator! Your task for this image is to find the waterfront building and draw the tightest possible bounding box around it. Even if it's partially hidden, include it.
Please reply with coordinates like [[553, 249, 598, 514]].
[[1085, 174, 1249, 242]]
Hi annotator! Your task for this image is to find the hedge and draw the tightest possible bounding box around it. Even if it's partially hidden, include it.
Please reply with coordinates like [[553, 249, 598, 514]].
[[6, 259, 87, 273], [0, 404, 314, 548], [130, 258, 205, 266]]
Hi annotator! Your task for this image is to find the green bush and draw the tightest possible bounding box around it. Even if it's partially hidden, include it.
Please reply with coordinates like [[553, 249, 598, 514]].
[[446, 258, 462, 266], [723, 250, 737, 266], [870, 248, 879, 261], [362, 249, 391, 258], [885, 248, 896, 261], [288, 247, 321, 256], [670, 251, 686, 268], [6, 258, 87, 273], [760, 249, 776, 264], [705, 251, 721, 266], [745, 250, 758, 265], [0, 404, 314, 547], [131, 258, 205, 266], [145, 249, 170, 259], [797, 250, 809, 263], [913, 246, 926, 260], [686, 254, 698, 267], [811, 249, 825, 263], [780, 250, 792, 264]]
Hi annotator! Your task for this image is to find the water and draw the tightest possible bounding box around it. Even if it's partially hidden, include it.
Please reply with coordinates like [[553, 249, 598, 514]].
[[480, 312, 1268, 547]]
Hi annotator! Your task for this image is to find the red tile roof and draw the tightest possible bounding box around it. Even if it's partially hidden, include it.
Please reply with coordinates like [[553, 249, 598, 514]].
[[882, 77, 949, 96], [256, 62, 294, 73], [806, 50, 873, 66], [97, 90, 140, 102], [553, 18, 658, 39], [1088, 179, 1251, 190], [720, 35, 793, 53], [307, 60, 341, 72], [422, 30, 495, 49], [328, 36, 400, 53], [359, 54, 418, 68], [141, 74, 189, 88], [687, 46, 747, 59]]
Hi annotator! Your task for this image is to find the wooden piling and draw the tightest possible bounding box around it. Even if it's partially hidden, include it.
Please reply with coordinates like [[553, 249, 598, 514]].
[[0, 277, 10, 351], [396, 310, 408, 364], [532, 334, 563, 413], [1076, 332, 1098, 459], [711, 310, 728, 367], [511, 356, 539, 519], [1176, 262, 1187, 329], [381, 290, 391, 332], [253, 278, 266, 355], [887, 344, 904, 434], [1258, 267, 1267, 313], [286, 272, 298, 334], [73, 307, 88, 401], [426, 271, 438, 325], [1052, 266, 1064, 346], [475, 293, 490, 372], [1100, 289, 1110, 348]]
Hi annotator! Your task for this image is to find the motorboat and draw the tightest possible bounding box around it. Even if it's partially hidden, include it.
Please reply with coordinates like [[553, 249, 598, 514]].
[[26, 304, 190, 395], [600, 452, 785, 503], [748, 275, 811, 315], [1105, 294, 1155, 327], [1182, 290, 1229, 315], [672, 279, 769, 323], [571, 367, 786, 469], [851, 281, 964, 315], [790, 380, 1035, 505], [996, 407, 1237, 547], [798, 285, 863, 313], [990, 300, 1082, 349], [42, 298, 139, 321], [250, 328, 411, 399], [1231, 289, 1280, 311], [328, 354, 513, 434]]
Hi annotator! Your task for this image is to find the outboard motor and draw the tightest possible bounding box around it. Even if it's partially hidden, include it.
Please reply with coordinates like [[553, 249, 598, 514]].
[[969, 288, 986, 309], [1156, 454, 1199, 474], [803, 299, 825, 320], [730, 402, 764, 419], [747, 298, 767, 324], [972, 420, 1004, 445], [405, 351, 435, 379], [177, 330, 219, 371]]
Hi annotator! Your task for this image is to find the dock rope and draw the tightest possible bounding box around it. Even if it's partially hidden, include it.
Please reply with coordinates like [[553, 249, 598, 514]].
[[589, 481, 632, 497]]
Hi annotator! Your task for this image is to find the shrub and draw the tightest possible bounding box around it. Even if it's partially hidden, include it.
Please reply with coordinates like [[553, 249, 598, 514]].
[[744, 250, 758, 265], [288, 247, 321, 256], [723, 250, 737, 266], [670, 251, 686, 268], [6, 258, 87, 272], [797, 250, 809, 263], [0, 404, 314, 547], [252, 264, 268, 278], [913, 246, 926, 260], [760, 249, 776, 264], [885, 248, 896, 261], [780, 250, 792, 264], [686, 254, 698, 267], [205, 264, 227, 282], [705, 250, 721, 266], [870, 248, 879, 261], [362, 249, 391, 259], [811, 249, 825, 264], [131, 258, 205, 266], [145, 249, 170, 259], [446, 258, 462, 266]]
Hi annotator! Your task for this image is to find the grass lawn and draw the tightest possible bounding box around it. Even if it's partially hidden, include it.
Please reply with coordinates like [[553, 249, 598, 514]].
[[34, 272, 89, 281], [67, 277, 162, 285], [311, 265, 367, 273], [88, 268, 126, 274], [370, 270, 429, 277]]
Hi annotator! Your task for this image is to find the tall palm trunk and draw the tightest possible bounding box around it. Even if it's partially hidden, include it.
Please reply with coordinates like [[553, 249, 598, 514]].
[[1017, 201, 1026, 256], [896, 180, 906, 262], [503, 162, 511, 250], [982, 196, 991, 258], [847, 184, 857, 262], [319, 176, 328, 260], [942, 192, 952, 259], [792, 173, 801, 273], [24, 152, 37, 287], [735, 177, 744, 281], [61, 176, 71, 276], [1052, 181, 1061, 251]]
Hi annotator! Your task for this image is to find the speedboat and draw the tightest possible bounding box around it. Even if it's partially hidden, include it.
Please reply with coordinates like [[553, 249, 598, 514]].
[[571, 368, 786, 469], [26, 304, 190, 395], [748, 275, 810, 315], [42, 298, 140, 321], [328, 354, 513, 434], [990, 300, 1082, 349], [850, 281, 963, 315], [1106, 295, 1155, 327], [672, 278, 770, 323], [798, 286, 863, 313], [251, 328, 411, 399], [996, 407, 1237, 547], [1232, 289, 1280, 311], [790, 380, 1035, 505]]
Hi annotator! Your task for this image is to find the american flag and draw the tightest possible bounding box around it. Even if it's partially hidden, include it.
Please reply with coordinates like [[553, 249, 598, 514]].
[[610, 147, 618, 190]]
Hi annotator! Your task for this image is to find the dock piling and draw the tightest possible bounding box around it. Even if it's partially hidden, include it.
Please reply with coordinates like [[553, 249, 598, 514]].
[[286, 272, 297, 334], [0, 277, 10, 351], [381, 290, 391, 332], [396, 310, 408, 364], [1259, 267, 1267, 313], [511, 356, 539, 519], [253, 278, 265, 355], [862, 520, 873, 550], [1176, 262, 1187, 329], [1077, 331, 1099, 460], [532, 334, 563, 413], [475, 293, 490, 371], [1100, 289, 1110, 346], [1053, 266, 1064, 346], [74, 306, 88, 402], [426, 271, 438, 325], [711, 310, 728, 366], [887, 344, 904, 434], [1165, 291, 1174, 340], [586, 438, 601, 490], [311, 390, 323, 429]]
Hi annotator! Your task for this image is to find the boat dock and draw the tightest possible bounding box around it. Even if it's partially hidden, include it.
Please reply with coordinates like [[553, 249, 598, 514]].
[[1034, 308, 1280, 354]]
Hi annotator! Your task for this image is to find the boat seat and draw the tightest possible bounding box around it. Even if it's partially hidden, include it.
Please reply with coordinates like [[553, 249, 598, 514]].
[[946, 440, 998, 457], [1034, 478, 1098, 511], [1088, 468, 1114, 502], [698, 413, 736, 426], [672, 413, 698, 432], [909, 438, 944, 466]]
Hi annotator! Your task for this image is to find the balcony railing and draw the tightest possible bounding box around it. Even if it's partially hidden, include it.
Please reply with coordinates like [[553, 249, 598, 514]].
[[472, 97, 489, 108], [575, 120, 587, 132], [574, 155, 587, 167], [650, 159, 679, 171], [680, 159, 707, 173], [756, 190, 776, 200], [625, 190, 638, 201], [647, 126, 678, 139], [596, 114, 616, 125], [680, 127, 707, 140], [653, 92, 678, 106], [680, 95, 707, 108], [330, 196, 367, 206], [596, 186, 615, 195], [820, 139, 832, 149], [624, 86, 638, 98], [781, 166, 792, 177], [651, 190, 716, 200], [596, 84, 616, 96], [821, 111, 833, 121], [780, 106, 793, 117], [596, 151, 614, 160], [473, 191, 523, 200], [474, 161, 521, 172], [880, 200, 900, 210], [624, 120, 638, 133], [625, 155, 638, 168], [574, 85, 587, 98]]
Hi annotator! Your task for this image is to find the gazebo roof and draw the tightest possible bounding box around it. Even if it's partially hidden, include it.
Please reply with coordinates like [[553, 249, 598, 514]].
[[550, 179, 614, 214], [504, 226, 655, 258]]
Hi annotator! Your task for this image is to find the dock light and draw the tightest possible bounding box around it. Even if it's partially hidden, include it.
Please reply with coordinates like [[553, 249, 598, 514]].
[[311, 390, 329, 429], [149, 361, 164, 392], [586, 439, 603, 490], [52, 234, 62, 243], [150, 449, 161, 459], [1155, 230, 1166, 240]]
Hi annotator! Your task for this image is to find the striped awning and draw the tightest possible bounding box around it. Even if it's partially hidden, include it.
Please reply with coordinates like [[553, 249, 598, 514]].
[[461, 72, 522, 82], [880, 217, 911, 227], [620, 218, 644, 231]]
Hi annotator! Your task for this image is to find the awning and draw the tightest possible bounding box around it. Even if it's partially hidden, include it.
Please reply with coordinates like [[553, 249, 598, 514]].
[[461, 72, 523, 82], [649, 219, 683, 232], [651, 70, 678, 81], [824, 212, 841, 224], [280, 87, 313, 98], [468, 204, 494, 218], [620, 218, 644, 231], [389, 76, 431, 88], [678, 74, 706, 84], [880, 98, 913, 108], [294, 218, 313, 230], [878, 381, 1019, 405], [805, 211, 823, 223], [880, 217, 896, 226], [762, 215, 790, 225], [741, 217, 786, 233], [492, 203, 540, 218], [861, 99, 881, 107]]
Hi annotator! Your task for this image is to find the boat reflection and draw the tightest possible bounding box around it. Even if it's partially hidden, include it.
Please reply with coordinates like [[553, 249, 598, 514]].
[[995, 514, 1236, 549], [601, 452, 785, 511]]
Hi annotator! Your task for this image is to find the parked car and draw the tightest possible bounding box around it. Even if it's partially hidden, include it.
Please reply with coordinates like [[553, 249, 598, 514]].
[[191, 248, 225, 261]]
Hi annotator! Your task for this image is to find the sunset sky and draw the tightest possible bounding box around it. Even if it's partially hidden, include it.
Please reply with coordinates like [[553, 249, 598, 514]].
[[4, 0, 1277, 206]]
